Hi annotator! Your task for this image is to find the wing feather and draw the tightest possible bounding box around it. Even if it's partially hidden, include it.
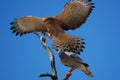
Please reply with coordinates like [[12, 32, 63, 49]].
[[10, 16, 47, 36], [55, 0, 94, 30]]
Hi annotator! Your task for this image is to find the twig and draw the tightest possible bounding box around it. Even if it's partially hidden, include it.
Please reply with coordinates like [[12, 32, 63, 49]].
[[34, 32, 58, 80]]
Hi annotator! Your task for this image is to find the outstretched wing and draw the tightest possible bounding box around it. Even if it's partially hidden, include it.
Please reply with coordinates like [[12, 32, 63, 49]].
[[10, 16, 47, 36], [55, 0, 95, 30]]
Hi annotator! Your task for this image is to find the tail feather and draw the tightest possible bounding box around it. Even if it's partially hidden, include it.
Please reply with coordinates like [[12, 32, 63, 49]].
[[83, 63, 89, 67], [78, 64, 93, 77], [52, 33, 85, 54]]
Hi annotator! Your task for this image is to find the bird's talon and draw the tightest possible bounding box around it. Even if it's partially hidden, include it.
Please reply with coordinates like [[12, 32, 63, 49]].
[[45, 33, 52, 39]]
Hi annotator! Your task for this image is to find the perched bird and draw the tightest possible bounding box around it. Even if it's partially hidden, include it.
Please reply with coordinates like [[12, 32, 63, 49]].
[[10, 0, 94, 53], [58, 49, 93, 77]]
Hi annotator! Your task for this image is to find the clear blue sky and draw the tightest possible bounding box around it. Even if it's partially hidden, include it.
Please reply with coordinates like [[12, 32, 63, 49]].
[[0, 0, 120, 80]]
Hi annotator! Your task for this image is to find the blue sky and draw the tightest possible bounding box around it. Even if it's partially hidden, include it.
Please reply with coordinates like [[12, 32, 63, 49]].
[[0, 0, 120, 80]]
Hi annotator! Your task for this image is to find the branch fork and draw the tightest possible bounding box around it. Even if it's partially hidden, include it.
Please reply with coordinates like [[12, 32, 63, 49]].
[[34, 32, 71, 80]]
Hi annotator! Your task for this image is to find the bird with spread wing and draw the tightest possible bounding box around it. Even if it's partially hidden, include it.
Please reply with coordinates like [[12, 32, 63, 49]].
[[10, 0, 94, 77], [10, 0, 94, 54]]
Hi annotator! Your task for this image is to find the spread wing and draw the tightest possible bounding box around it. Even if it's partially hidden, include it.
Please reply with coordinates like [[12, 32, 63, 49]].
[[55, 0, 95, 30], [10, 16, 47, 36]]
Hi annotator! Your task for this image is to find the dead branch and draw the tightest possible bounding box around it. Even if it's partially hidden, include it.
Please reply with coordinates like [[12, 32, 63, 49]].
[[34, 32, 58, 80], [34, 32, 72, 80]]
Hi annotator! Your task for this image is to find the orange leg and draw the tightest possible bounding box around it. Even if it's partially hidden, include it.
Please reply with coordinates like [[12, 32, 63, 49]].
[[66, 66, 77, 77]]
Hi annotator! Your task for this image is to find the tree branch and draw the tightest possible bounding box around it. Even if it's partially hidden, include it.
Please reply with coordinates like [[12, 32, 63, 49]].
[[34, 32, 72, 80], [34, 32, 58, 80]]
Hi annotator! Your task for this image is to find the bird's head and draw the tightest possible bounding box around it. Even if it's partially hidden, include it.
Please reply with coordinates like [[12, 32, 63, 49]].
[[43, 16, 55, 23]]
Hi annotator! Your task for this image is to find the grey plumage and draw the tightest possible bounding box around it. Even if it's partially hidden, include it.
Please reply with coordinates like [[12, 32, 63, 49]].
[[58, 49, 93, 77]]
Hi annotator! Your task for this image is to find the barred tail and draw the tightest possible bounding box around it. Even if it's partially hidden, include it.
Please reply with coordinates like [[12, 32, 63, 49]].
[[52, 33, 85, 54], [78, 64, 93, 77]]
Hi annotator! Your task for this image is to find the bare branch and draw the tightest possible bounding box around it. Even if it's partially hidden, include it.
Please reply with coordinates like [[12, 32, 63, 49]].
[[34, 32, 58, 80]]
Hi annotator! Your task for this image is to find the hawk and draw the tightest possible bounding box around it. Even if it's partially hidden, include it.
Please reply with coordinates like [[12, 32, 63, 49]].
[[10, 0, 94, 54]]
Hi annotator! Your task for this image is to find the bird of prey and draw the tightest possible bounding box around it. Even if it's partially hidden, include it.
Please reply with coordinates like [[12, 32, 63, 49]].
[[10, 0, 94, 54], [58, 49, 93, 77]]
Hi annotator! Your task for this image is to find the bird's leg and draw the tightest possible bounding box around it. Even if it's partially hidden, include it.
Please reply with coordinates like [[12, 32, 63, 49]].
[[66, 66, 77, 77], [47, 33, 53, 39], [42, 32, 53, 39]]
